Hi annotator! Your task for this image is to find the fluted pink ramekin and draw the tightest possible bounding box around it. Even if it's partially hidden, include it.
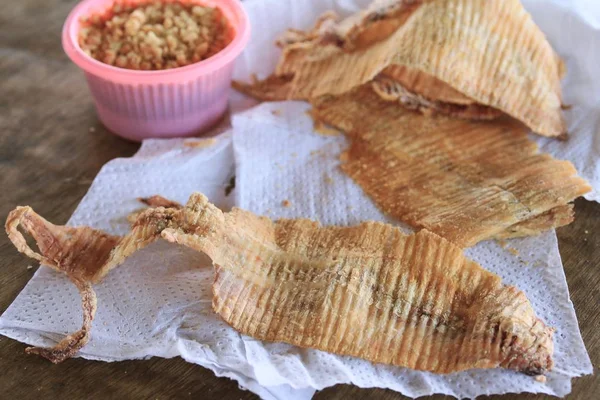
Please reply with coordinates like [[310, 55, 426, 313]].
[[62, 0, 250, 141]]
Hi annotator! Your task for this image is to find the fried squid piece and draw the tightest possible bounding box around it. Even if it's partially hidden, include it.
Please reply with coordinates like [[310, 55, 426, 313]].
[[159, 193, 554, 375], [275, 1, 422, 52], [7, 193, 555, 374], [233, 1, 423, 102], [138, 195, 183, 209], [285, 0, 566, 137], [5, 206, 177, 362], [311, 86, 590, 247]]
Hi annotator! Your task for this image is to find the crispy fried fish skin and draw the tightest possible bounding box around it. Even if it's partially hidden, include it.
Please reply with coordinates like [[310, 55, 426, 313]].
[[160, 193, 554, 375], [4, 206, 178, 362], [234, 1, 423, 101], [289, 0, 566, 137], [311, 86, 590, 247], [6, 193, 554, 374]]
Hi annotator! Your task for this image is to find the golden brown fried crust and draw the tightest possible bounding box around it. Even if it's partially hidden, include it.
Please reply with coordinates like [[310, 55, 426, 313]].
[[311, 86, 590, 247], [4, 206, 178, 362], [286, 0, 566, 137], [337, 0, 423, 50], [6, 193, 556, 375], [160, 193, 554, 375], [25, 279, 96, 364], [234, 1, 424, 101]]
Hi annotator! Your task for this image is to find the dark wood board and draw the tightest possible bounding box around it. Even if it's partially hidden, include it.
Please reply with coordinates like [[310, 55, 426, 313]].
[[0, 1, 597, 399]]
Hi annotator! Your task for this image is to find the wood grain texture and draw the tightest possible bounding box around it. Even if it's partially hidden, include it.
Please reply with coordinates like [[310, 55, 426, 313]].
[[0, 1, 597, 399]]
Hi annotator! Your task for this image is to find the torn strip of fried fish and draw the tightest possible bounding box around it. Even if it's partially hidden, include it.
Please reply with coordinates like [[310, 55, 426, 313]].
[[289, 0, 567, 137], [335, 0, 423, 50], [372, 75, 503, 120], [274, 1, 423, 77], [311, 86, 590, 247], [4, 206, 178, 362], [233, 1, 422, 101], [160, 192, 554, 376]]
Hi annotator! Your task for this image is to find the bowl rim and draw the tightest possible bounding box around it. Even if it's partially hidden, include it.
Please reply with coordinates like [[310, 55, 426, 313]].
[[62, 0, 251, 83]]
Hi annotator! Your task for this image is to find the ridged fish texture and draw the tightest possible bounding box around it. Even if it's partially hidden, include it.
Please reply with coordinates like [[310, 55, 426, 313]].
[[311, 86, 590, 247], [287, 0, 566, 137], [161, 193, 555, 375], [6, 193, 556, 375]]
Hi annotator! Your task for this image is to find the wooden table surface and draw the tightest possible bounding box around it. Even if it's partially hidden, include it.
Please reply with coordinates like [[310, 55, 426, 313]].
[[1, 1, 598, 399]]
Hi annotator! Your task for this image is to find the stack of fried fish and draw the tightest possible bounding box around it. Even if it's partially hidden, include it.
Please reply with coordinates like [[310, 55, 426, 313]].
[[4, 0, 592, 383], [234, 0, 591, 247]]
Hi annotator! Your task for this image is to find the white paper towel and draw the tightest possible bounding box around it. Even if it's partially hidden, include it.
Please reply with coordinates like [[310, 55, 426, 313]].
[[1, 0, 598, 399]]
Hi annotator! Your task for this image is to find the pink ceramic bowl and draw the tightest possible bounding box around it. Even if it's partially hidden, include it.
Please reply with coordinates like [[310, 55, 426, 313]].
[[62, 0, 250, 141]]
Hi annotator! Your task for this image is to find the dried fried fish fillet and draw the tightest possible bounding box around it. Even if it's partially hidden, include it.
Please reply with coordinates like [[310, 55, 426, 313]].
[[4, 206, 177, 362], [127, 195, 183, 224], [234, 1, 423, 101], [372, 75, 502, 120], [289, 0, 566, 137], [311, 86, 590, 247], [275, 1, 422, 51], [7, 193, 555, 374], [160, 193, 554, 375]]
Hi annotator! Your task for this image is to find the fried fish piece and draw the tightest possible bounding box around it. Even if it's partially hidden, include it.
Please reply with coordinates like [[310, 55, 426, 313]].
[[311, 86, 590, 247], [6, 193, 555, 375], [160, 193, 554, 375], [288, 0, 566, 137], [275, 1, 422, 52], [138, 195, 183, 209], [4, 206, 177, 362]]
